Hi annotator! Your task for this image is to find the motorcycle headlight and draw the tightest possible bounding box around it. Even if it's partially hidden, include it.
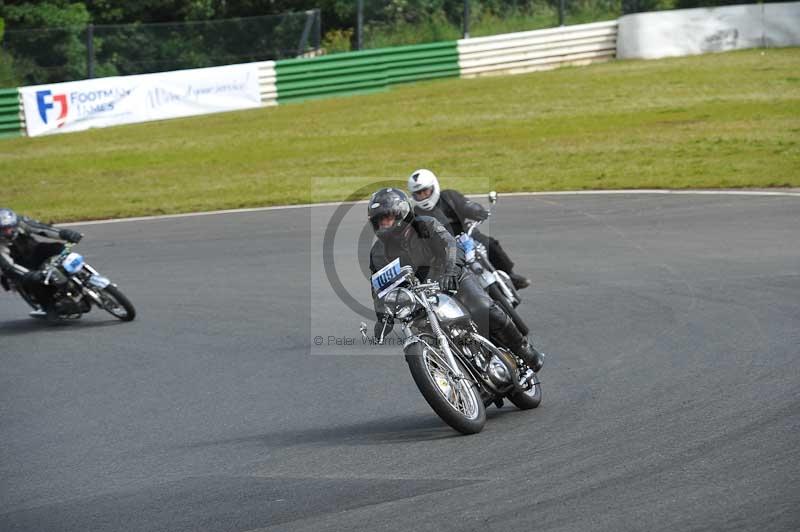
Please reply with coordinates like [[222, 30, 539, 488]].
[[382, 287, 417, 319]]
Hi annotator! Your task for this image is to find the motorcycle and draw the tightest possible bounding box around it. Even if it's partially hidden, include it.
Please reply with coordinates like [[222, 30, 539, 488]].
[[6, 243, 136, 322], [456, 191, 529, 336], [361, 258, 541, 435]]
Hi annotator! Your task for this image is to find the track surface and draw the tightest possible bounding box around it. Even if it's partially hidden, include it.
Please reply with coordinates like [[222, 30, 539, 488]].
[[1, 194, 799, 531]]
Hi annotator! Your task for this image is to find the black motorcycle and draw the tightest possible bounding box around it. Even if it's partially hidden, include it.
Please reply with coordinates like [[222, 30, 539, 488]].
[[6, 243, 136, 322], [362, 259, 540, 434], [456, 191, 528, 335]]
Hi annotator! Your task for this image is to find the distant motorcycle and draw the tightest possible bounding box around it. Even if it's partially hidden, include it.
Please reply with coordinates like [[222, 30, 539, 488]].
[[361, 259, 540, 435], [7, 243, 136, 322], [456, 191, 529, 335]]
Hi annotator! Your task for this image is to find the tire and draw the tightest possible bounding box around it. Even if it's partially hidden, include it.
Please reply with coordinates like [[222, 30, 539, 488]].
[[405, 337, 486, 435], [507, 370, 542, 410], [98, 285, 136, 321], [488, 284, 529, 336]]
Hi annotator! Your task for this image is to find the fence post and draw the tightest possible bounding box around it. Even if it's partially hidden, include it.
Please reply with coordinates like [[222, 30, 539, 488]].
[[315, 9, 322, 52], [463, 0, 470, 39], [297, 10, 315, 56], [357, 0, 364, 50], [86, 23, 95, 78], [559, 0, 565, 26]]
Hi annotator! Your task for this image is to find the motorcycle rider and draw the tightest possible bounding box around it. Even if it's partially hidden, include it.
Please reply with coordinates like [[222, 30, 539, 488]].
[[0, 208, 83, 317], [367, 188, 544, 372], [407, 169, 531, 289]]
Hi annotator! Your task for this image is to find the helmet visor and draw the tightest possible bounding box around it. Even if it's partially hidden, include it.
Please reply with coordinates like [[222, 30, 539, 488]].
[[412, 187, 434, 201], [375, 213, 397, 229]]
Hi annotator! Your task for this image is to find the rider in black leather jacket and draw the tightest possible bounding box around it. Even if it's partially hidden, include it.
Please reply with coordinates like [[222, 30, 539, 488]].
[[367, 188, 543, 372], [407, 169, 531, 289], [0, 208, 83, 314]]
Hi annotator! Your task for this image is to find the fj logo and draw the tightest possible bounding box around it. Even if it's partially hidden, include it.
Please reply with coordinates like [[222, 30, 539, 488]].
[[36, 90, 69, 127]]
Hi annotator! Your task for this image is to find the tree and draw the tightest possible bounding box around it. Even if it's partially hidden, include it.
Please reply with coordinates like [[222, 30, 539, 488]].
[[0, 1, 91, 84]]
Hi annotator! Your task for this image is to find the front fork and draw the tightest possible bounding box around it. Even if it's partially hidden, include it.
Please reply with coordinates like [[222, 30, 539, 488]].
[[417, 302, 465, 379]]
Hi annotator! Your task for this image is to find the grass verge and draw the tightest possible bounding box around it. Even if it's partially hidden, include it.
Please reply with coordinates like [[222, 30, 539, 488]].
[[0, 48, 798, 222]]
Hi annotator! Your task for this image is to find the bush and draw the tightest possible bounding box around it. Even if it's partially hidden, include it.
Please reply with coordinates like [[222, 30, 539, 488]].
[[322, 28, 353, 54]]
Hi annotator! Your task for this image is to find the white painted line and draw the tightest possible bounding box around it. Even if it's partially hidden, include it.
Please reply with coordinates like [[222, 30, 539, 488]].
[[59, 189, 800, 227]]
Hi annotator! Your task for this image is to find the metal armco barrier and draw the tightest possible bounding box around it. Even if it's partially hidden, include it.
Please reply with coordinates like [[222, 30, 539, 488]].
[[275, 41, 460, 104], [0, 88, 24, 139], [256, 61, 278, 106], [458, 21, 618, 78]]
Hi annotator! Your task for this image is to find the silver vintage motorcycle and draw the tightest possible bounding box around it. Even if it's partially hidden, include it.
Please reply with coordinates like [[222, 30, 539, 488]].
[[362, 258, 540, 435], [8, 243, 136, 322]]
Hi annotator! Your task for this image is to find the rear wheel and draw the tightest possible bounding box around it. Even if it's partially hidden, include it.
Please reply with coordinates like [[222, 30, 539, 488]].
[[405, 336, 486, 435], [507, 368, 542, 410], [98, 285, 136, 321]]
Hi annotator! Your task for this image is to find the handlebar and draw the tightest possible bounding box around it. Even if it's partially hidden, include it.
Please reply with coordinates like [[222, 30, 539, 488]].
[[464, 191, 498, 237], [466, 218, 483, 237], [59, 242, 76, 255]]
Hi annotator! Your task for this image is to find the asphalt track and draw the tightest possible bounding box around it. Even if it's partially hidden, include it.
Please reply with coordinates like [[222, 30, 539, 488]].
[[1, 193, 799, 532]]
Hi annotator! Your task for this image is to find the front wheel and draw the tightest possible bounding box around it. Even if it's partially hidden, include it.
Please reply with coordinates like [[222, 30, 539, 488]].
[[405, 337, 486, 435], [98, 285, 136, 321]]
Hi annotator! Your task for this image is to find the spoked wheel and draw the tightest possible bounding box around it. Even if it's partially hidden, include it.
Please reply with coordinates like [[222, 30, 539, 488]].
[[507, 361, 542, 410], [405, 336, 486, 435], [98, 285, 136, 321]]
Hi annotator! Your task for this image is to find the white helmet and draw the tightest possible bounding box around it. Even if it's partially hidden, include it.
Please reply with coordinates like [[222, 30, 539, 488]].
[[407, 169, 440, 211]]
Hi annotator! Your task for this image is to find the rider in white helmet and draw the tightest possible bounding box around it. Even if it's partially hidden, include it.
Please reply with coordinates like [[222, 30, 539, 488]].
[[407, 169, 531, 289]]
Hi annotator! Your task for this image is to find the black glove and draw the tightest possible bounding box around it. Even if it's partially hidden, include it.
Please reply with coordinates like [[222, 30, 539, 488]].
[[59, 229, 83, 243], [474, 208, 489, 222], [374, 317, 393, 342], [22, 270, 44, 286], [439, 272, 459, 292]]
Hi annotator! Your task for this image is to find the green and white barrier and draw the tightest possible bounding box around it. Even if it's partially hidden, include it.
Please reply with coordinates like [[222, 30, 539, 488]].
[[257, 61, 278, 106], [458, 21, 618, 78], [0, 88, 23, 139], [6, 2, 796, 139], [274, 40, 459, 104]]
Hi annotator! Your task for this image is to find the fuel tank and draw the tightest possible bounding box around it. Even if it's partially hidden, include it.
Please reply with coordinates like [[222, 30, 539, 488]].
[[431, 293, 472, 328]]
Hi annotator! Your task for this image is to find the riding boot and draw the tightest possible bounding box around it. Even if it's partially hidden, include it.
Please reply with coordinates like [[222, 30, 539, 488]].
[[508, 272, 531, 290], [488, 307, 544, 372]]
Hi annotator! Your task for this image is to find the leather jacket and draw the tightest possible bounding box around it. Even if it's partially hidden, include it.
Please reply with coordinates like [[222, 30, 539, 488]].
[[413, 189, 489, 236], [0, 216, 65, 279], [368, 215, 464, 318]]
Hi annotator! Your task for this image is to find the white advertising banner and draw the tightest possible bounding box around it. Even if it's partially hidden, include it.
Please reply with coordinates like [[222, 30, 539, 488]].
[[617, 2, 800, 60], [20, 63, 262, 137]]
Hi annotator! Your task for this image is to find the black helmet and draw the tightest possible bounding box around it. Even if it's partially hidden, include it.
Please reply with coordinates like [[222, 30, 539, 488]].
[[368, 188, 413, 241], [0, 208, 19, 243]]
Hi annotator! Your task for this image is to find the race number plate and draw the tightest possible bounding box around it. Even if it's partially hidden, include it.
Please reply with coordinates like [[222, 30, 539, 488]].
[[371, 258, 404, 298], [456, 234, 476, 262], [62, 252, 85, 274]]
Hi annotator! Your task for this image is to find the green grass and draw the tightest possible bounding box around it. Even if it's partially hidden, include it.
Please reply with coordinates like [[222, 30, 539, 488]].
[[1, 48, 798, 222]]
